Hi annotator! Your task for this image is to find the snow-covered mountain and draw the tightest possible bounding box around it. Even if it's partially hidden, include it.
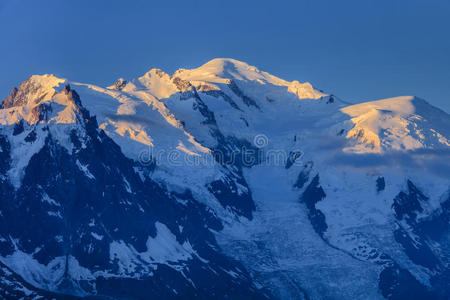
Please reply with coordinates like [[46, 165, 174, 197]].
[[0, 58, 449, 299]]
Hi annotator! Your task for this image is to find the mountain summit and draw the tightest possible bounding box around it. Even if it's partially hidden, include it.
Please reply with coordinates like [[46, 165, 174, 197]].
[[1, 58, 449, 299]]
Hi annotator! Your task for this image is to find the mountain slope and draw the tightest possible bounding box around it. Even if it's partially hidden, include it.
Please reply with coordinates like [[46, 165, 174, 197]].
[[0, 79, 267, 298], [1, 58, 449, 299]]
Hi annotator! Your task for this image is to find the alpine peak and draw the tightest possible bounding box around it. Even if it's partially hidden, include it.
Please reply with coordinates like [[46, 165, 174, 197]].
[[173, 58, 328, 99], [1, 74, 66, 109], [0, 75, 90, 126]]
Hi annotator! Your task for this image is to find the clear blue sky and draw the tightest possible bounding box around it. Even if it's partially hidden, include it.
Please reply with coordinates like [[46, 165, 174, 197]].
[[1, 0, 449, 112]]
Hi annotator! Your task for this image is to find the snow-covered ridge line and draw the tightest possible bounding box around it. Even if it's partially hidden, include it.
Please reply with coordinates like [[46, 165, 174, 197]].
[[1, 58, 449, 159]]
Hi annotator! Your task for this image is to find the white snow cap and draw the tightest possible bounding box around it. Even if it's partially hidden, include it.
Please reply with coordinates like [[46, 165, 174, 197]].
[[341, 96, 450, 153], [173, 58, 327, 99]]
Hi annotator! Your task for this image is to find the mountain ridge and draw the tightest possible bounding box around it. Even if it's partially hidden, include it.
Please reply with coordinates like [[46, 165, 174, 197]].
[[0, 58, 449, 299]]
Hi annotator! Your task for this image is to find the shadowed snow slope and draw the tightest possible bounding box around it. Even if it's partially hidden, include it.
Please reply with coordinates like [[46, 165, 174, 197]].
[[0, 58, 449, 299]]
